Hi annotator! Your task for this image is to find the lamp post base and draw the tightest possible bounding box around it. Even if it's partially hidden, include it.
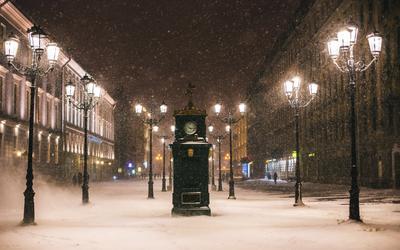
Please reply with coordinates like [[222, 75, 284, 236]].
[[228, 180, 235, 199], [82, 185, 89, 204], [293, 201, 305, 207], [22, 189, 35, 225], [349, 188, 361, 221], [148, 180, 154, 199], [294, 181, 304, 207], [161, 179, 167, 192]]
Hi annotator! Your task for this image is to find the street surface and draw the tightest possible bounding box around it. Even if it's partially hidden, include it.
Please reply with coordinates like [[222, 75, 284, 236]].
[[0, 178, 399, 250]]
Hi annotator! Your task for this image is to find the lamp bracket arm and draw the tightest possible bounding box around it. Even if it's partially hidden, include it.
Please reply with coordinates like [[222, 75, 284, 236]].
[[358, 57, 377, 72], [333, 60, 348, 73], [8, 61, 29, 75], [299, 96, 315, 108]]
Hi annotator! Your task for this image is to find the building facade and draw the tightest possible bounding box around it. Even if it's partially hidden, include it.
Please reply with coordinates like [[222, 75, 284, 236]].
[[232, 115, 251, 178], [0, 1, 116, 182], [114, 90, 148, 178], [247, 0, 400, 187]]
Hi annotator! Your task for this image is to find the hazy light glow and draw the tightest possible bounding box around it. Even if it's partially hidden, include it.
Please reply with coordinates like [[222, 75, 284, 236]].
[[208, 125, 214, 133], [225, 125, 230, 132], [170, 125, 175, 132]]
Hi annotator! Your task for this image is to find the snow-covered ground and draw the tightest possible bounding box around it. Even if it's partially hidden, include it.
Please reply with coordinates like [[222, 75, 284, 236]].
[[0, 177, 399, 250]]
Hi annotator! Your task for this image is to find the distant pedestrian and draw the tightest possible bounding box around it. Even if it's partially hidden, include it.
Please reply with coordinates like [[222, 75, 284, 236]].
[[72, 174, 77, 186], [78, 172, 83, 186], [273, 172, 278, 184]]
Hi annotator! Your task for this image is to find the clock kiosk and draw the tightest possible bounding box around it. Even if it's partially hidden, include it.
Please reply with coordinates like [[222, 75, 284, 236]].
[[171, 87, 211, 216]]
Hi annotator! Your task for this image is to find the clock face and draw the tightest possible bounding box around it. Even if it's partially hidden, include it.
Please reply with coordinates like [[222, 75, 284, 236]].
[[184, 121, 197, 135]]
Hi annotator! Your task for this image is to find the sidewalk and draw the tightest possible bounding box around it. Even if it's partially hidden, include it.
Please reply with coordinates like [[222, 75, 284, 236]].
[[237, 178, 400, 204]]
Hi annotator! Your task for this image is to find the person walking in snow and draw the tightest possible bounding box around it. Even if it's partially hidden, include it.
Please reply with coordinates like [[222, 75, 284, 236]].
[[273, 172, 278, 184]]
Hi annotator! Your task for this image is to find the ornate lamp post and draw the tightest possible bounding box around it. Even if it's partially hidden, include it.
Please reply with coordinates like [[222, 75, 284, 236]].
[[135, 100, 167, 198], [210, 144, 216, 190], [65, 74, 102, 204], [212, 102, 246, 199], [326, 21, 382, 221], [283, 76, 318, 206], [168, 125, 175, 191], [208, 125, 226, 191], [4, 25, 60, 224]]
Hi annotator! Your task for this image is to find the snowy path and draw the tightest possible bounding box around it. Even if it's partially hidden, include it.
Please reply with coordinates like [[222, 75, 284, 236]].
[[0, 179, 399, 250]]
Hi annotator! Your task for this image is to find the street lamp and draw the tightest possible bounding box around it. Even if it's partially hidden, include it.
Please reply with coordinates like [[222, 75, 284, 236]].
[[326, 21, 382, 221], [159, 133, 171, 192], [212, 102, 246, 199], [168, 125, 175, 191], [283, 76, 318, 206], [135, 100, 167, 198], [65, 74, 102, 204], [3, 25, 60, 224], [208, 124, 226, 192]]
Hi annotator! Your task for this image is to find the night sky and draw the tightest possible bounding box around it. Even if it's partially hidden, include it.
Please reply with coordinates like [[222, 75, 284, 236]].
[[16, 0, 302, 112]]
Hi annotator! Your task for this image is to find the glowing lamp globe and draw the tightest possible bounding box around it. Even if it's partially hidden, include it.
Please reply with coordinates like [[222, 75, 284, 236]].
[[93, 85, 102, 98], [65, 81, 75, 98], [337, 29, 351, 50], [214, 103, 222, 115], [46, 42, 60, 65], [327, 38, 340, 59], [367, 32, 382, 57], [85, 81, 97, 96], [292, 76, 301, 89], [284, 80, 293, 96], [160, 101, 167, 114], [135, 104, 143, 114], [4, 33, 19, 62], [239, 103, 246, 115], [27, 25, 47, 53], [308, 83, 318, 95], [347, 23, 359, 45], [153, 125, 159, 132]]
